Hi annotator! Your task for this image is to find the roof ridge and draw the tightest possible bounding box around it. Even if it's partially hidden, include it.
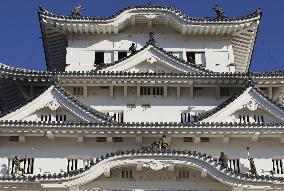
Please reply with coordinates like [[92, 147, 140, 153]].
[[38, 4, 261, 22], [0, 148, 281, 184], [194, 79, 284, 122], [0, 86, 50, 118], [52, 84, 115, 123], [1, 120, 284, 127], [0, 84, 115, 124]]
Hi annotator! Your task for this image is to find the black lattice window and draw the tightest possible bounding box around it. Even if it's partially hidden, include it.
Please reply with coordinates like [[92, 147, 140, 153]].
[[8, 157, 34, 174]]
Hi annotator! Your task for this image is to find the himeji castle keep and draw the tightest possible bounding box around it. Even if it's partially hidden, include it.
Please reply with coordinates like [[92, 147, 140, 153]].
[[1, 3, 284, 191]]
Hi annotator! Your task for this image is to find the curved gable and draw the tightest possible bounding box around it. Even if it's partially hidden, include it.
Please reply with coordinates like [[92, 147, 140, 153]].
[[0, 85, 114, 123], [197, 85, 284, 123], [100, 45, 207, 73]]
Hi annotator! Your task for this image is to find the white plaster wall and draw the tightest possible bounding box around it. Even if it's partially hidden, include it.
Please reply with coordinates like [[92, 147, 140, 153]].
[[65, 24, 233, 72], [0, 136, 283, 176], [129, 61, 181, 73], [82, 167, 230, 191], [80, 86, 225, 123]]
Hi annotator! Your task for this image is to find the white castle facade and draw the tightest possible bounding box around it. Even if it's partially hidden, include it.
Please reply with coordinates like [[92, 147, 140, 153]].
[[0, 4, 284, 191]]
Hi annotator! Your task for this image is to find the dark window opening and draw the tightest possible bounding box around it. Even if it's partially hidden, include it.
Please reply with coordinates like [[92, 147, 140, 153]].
[[178, 170, 190, 179], [220, 87, 230, 97], [118, 52, 128, 60], [141, 104, 151, 108], [67, 159, 78, 173], [94, 52, 104, 65], [121, 169, 133, 179], [113, 137, 123, 142], [99, 86, 110, 90], [56, 114, 67, 122], [200, 137, 210, 142], [181, 113, 191, 123], [73, 87, 83, 95], [273, 159, 284, 174], [229, 159, 240, 173], [40, 114, 52, 122], [106, 112, 124, 123], [126, 103, 136, 108], [9, 157, 34, 174], [97, 137, 107, 142], [140, 87, 163, 96], [183, 137, 193, 142], [186, 52, 196, 64], [9, 136, 19, 141]]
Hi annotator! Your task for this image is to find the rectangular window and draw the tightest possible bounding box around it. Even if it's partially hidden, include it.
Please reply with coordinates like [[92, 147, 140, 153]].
[[99, 86, 110, 90], [140, 87, 150, 95], [67, 159, 78, 173], [200, 137, 210, 142], [240, 115, 264, 123], [254, 115, 264, 123], [193, 87, 204, 97], [97, 137, 107, 142], [106, 112, 124, 123], [187, 52, 206, 66], [181, 113, 191, 123], [183, 137, 193, 142], [83, 159, 93, 168], [140, 87, 163, 96], [186, 52, 196, 64], [73, 87, 83, 96], [118, 51, 128, 60], [94, 52, 104, 65], [178, 169, 190, 179], [220, 87, 230, 97], [126, 103, 136, 108], [8, 157, 34, 174], [121, 169, 133, 179], [113, 137, 123, 142], [9, 136, 19, 142], [56, 114, 67, 122], [141, 104, 151, 108], [272, 159, 284, 174], [229, 159, 240, 173], [239, 115, 251, 123], [40, 114, 52, 122]]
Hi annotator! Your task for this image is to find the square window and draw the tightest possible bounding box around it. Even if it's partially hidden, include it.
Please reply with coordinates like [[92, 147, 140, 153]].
[[118, 52, 128, 60]]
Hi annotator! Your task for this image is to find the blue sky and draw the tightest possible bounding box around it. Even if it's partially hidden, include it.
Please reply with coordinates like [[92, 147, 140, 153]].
[[0, 0, 283, 72]]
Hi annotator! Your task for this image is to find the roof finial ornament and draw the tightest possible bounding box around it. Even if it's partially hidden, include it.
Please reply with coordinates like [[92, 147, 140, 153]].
[[212, 5, 225, 19], [146, 32, 157, 46], [255, 8, 262, 16], [38, 5, 44, 12], [129, 43, 137, 55], [244, 78, 254, 87], [71, 4, 84, 18]]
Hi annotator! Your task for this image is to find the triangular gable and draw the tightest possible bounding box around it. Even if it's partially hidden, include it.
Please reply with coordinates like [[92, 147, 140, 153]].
[[0, 85, 114, 123], [99, 45, 207, 73], [196, 85, 284, 123]]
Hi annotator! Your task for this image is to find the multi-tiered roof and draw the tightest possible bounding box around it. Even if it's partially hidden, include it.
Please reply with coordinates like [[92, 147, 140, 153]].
[[38, 4, 261, 72]]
